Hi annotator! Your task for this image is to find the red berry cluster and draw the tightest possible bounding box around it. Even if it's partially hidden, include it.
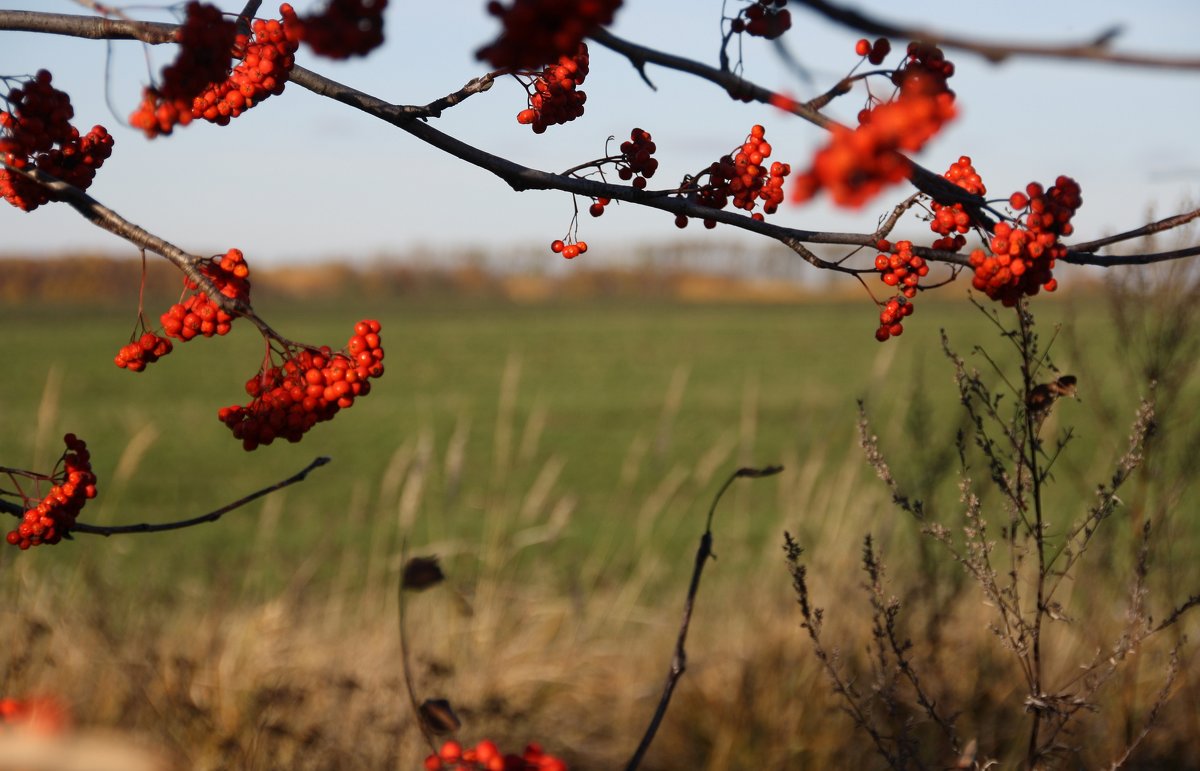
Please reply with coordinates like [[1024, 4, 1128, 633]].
[[115, 332, 174, 372], [516, 44, 589, 133], [218, 320, 384, 451], [894, 42, 956, 102], [0, 71, 114, 212], [875, 295, 914, 342], [871, 239, 926, 341], [161, 289, 235, 341], [200, 246, 252, 302], [424, 739, 567, 771], [5, 434, 96, 549], [616, 127, 657, 190], [676, 125, 790, 229], [874, 239, 928, 298], [132, 4, 301, 137], [969, 176, 1082, 305], [730, 1, 791, 39], [158, 249, 250, 343], [794, 97, 954, 209], [298, 0, 387, 59], [929, 155, 985, 252], [550, 237, 588, 259], [854, 37, 891, 64], [129, 2, 237, 137], [477, 0, 621, 69]]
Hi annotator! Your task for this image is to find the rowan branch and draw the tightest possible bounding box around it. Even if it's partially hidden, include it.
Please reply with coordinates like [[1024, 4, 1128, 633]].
[[1066, 207, 1200, 252], [0, 160, 255, 321], [795, 0, 1200, 70], [1, 8, 1196, 274]]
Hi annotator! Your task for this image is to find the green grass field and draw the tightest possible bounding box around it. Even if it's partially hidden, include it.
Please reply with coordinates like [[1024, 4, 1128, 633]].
[[0, 294, 1132, 583], [3, 289, 1198, 769]]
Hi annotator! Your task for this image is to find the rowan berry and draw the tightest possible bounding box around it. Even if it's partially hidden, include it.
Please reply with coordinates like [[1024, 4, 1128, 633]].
[[867, 37, 891, 65], [5, 434, 97, 549], [514, 44, 590, 132], [218, 320, 385, 450], [969, 175, 1081, 304], [794, 44, 956, 208], [855, 39, 871, 57], [477, 0, 621, 69], [676, 125, 789, 225], [133, 4, 301, 137], [733, 1, 792, 40], [928, 156, 985, 252], [1, 72, 114, 211], [297, 0, 387, 59]]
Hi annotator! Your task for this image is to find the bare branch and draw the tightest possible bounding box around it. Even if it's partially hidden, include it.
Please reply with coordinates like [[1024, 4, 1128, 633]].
[[0, 161, 254, 320], [69, 456, 330, 536], [795, 0, 1200, 70], [1068, 208, 1200, 252], [0, 9, 174, 42]]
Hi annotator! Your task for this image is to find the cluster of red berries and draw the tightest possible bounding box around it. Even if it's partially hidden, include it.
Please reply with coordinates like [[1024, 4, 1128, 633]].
[[854, 37, 891, 64], [424, 739, 567, 771], [516, 43, 589, 133], [161, 289, 235, 341], [128, 2, 237, 137], [968, 176, 1082, 305], [298, 0, 387, 59], [616, 127, 657, 189], [200, 246, 252, 301], [154, 249, 250, 344], [131, 4, 301, 137], [730, 1, 791, 39], [5, 434, 96, 550], [929, 155, 985, 251], [477, 0, 621, 69], [875, 295, 914, 342], [217, 320, 384, 451], [676, 125, 789, 228], [874, 239, 928, 297], [794, 40, 957, 208], [115, 332, 174, 372], [550, 238, 588, 259], [871, 239, 926, 341], [1, 71, 114, 212], [894, 42, 956, 102]]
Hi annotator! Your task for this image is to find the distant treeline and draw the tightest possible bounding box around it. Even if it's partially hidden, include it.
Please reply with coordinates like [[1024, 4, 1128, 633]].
[[0, 250, 1099, 305], [0, 252, 837, 304]]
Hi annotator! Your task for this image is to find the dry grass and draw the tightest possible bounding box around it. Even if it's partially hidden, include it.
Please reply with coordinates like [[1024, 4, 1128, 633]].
[[3, 418, 1198, 770]]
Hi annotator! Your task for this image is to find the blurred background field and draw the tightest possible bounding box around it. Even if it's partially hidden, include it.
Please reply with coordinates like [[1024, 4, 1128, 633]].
[[1, 255, 1198, 769]]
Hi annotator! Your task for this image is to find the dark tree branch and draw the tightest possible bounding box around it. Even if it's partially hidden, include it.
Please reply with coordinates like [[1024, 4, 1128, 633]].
[[0, 161, 253, 312], [1068, 208, 1200, 252], [0, 8, 1195, 278], [795, 0, 1200, 70]]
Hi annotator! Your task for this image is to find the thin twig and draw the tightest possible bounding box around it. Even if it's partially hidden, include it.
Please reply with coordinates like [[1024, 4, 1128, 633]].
[[70, 456, 330, 535]]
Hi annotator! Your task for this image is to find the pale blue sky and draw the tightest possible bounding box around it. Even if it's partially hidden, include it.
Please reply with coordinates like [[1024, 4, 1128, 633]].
[[1, 1, 1198, 265]]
